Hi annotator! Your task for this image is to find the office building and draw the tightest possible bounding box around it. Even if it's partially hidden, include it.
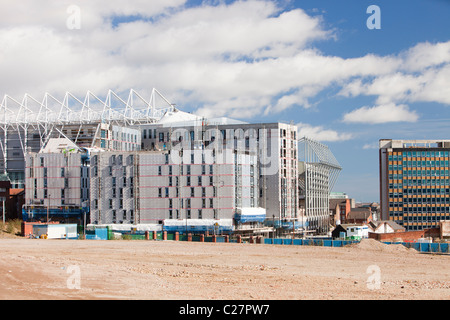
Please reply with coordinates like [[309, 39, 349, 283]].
[[379, 139, 450, 231]]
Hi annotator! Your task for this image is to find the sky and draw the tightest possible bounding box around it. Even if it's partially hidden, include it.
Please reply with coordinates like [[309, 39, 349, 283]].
[[0, 0, 449, 202]]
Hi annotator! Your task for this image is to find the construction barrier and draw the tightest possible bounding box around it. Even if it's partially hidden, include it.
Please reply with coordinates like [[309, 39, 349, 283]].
[[263, 238, 358, 247], [383, 241, 450, 254]]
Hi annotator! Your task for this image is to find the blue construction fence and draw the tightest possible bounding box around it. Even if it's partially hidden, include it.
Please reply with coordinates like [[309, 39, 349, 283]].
[[264, 238, 359, 247], [383, 241, 450, 254]]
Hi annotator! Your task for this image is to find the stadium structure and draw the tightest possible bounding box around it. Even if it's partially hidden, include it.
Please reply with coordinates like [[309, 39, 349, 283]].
[[0, 88, 174, 188]]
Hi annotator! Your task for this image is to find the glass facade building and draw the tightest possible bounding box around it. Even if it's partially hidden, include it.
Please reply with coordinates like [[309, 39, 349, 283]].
[[380, 139, 450, 231]]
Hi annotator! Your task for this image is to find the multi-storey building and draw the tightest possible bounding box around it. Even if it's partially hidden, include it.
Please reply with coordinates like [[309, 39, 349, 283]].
[[23, 138, 90, 222], [138, 111, 299, 223], [380, 139, 450, 231], [89, 149, 261, 232]]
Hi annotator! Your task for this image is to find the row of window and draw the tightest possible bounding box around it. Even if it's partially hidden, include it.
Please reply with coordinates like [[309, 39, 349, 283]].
[[111, 209, 134, 224], [168, 208, 218, 220], [389, 151, 450, 160], [158, 186, 217, 198]]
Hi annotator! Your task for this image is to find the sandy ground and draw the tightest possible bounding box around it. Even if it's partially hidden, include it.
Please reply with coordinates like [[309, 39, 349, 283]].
[[0, 237, 449, 300]]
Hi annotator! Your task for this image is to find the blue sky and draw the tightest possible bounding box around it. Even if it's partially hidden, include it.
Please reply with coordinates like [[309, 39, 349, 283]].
[[0, 0, 449, 202]]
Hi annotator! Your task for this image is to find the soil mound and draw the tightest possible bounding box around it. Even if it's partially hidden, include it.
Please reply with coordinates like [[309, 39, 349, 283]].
[[349, 239, 416, 254]]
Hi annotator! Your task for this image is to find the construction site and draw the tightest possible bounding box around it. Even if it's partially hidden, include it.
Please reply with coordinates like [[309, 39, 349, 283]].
[[0, 88, 343, 239], [0, 235, 449, 300]]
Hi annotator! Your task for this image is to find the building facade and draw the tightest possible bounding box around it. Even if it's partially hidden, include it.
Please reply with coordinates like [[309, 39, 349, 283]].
[[380, 139, 450, 231], [89, 149, 261, 230], [23, 144, 90, 222], [138, 115, 299, 223]]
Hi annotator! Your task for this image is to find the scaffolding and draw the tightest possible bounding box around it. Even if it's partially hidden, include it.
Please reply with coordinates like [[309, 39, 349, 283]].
[[298, 137, 342, 235]]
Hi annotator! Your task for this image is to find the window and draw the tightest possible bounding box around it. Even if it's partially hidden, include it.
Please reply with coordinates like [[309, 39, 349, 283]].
[[209, 198, 214, 208], [158, 166, 162, 175], [198, 209, 202, 219], [165, 187, 169, 198], [158, 188, 162, 198], [109, 199, 113, 209]]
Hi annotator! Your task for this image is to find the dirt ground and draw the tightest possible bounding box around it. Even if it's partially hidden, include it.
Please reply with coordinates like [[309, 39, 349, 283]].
[[0, 237, 449, 300]]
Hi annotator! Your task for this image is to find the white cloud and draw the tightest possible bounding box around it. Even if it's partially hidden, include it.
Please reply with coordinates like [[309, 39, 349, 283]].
[[0, 0, 448, 124], [342, 103, 419, 124], [362, 143, 378, 150], [297, 122, 353, 142]]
